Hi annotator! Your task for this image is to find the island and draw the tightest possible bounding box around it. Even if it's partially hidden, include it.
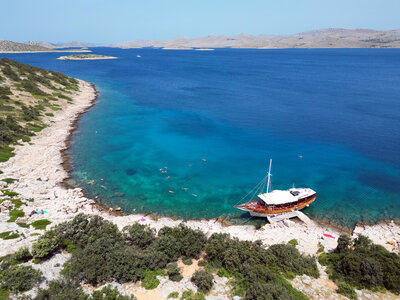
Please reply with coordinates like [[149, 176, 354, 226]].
[[57, 54, 117, 60], [0, 59, 399, 300]]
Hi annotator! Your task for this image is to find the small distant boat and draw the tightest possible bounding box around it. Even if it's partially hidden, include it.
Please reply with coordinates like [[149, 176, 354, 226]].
[[136, 55, 141, 58], [234, 159, 316, 217]]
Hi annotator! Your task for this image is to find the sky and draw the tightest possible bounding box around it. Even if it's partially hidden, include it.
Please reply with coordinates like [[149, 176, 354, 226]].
[[1, 0, 399, 44]]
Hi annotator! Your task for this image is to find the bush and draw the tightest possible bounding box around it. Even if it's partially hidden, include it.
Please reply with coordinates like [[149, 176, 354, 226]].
[[155, 224, 206, 260], [288, 239, 298, 246], [183, 257, 193, 265], [167, 291, 179, 298], [11, 247, 32, 262], [22, 105, 41, 121], [217, 268, 233, 278], [35, 279, 87, 300], [167, 263, 182, 282], [0, 265, 42, 293], [335, 234, 351, 254], [191, 270, 213, 293], [90, 285, 136, 299], [32, 231, 61, 259], [244, 282, 294, 300], [198, 260, 207, 267], [141, 269, 163, 290], [336, 282, 357, 299], [323, 234, 400, 294], [181, 290, 205, 300]]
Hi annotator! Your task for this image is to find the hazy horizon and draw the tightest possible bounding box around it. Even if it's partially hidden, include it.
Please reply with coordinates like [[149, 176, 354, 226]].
[[1, 0, 399, 44]]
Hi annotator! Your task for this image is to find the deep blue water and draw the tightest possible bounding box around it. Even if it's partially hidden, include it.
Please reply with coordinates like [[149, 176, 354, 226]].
[[2, 48, 400, 227]]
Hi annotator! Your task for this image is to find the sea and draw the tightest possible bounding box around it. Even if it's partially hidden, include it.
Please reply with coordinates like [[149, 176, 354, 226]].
[[2, 48, 400, 228]]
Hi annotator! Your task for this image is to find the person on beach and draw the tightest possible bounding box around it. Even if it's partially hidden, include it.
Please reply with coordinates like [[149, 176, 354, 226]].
[[54, 191, 57, 199]]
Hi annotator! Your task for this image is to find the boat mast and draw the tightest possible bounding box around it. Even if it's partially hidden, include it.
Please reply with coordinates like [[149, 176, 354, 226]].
[[266, 159, 272, 194]]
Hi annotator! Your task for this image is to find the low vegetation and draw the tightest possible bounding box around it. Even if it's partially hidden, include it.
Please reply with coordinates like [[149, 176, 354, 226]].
[[191, 270, 214, 293], [0, 213, 321, 298], [0, 58, 79, 162], [319, 234, 400, 294], [31, 219, 51, 230]]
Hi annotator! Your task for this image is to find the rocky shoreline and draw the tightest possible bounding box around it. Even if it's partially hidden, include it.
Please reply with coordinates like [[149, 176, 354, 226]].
[[0, 79, 399, 260]]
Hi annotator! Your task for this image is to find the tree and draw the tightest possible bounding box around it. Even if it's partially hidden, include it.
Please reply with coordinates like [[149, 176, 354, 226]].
[[335, 234, 351, 254], [123, 223, 155, 249]]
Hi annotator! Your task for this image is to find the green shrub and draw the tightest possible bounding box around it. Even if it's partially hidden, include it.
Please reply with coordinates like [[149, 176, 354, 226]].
[[168, 291, 179, 298], [217, 268, 233, 278], [45, 112, 54, 117], [183, 257, 193, 265], [90, 285, 136, 299], [322, 234, 400, 294], [181, 290, 205, 300], [167, 263, 183, 282], [141, 269, 162, 290], [197, 260, 207, 267], [11, 247, 32, 262], [335, 234, 351, 254], [288, 239, 298, 246], [22, 105, 40, 121], [32, 231, 61, 259], [191, 270, 213, 293], [0, 265, 42, 293], [31, 219, 51, 230], [244, 282, 293, 300], [336, 282, 357, 299], [35, 279, 87, 300], [155, 224, 206, 260]]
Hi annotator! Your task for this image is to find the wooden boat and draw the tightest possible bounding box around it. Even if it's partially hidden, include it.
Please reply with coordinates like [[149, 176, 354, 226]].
[[234, 159, 316, 217]]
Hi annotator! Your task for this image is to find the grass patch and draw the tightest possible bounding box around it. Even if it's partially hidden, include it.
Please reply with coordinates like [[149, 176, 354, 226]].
[[7, 209, 24, 222], [31, 219, 51, 230], [17, 222, 30, 228], [10, 198, 24, 208], [141, 269, 166, 290], [45, 112, 54, 117], [0, 231, 20, 240], [0, 145, 15, 162], [1, 189, 19, 197], [167, 291, 179, 298]]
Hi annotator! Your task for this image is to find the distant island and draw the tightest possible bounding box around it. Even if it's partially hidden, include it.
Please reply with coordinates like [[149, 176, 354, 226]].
[[3, 28, 400, 52], [107, 28, 400, 49], [0, 40, 91, 53], [57, 54, 117, 60]]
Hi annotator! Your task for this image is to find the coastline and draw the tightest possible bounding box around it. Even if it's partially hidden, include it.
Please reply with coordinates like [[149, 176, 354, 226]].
[[0, 49, 92, 54], [0, 80, 399, 259]]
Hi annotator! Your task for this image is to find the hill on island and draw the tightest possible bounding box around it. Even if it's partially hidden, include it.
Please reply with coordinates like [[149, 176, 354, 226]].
[[0, 40, 54, 52], [0, 58, 79, 161], [111, 28, 400, 49]]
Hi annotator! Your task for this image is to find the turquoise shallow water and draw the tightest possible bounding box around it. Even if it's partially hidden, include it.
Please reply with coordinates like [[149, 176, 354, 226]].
[[2, 48, 400, 228]]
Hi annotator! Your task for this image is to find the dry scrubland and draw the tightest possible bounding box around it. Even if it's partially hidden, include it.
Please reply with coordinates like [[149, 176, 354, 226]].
[[0, 59, 400, 300]]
